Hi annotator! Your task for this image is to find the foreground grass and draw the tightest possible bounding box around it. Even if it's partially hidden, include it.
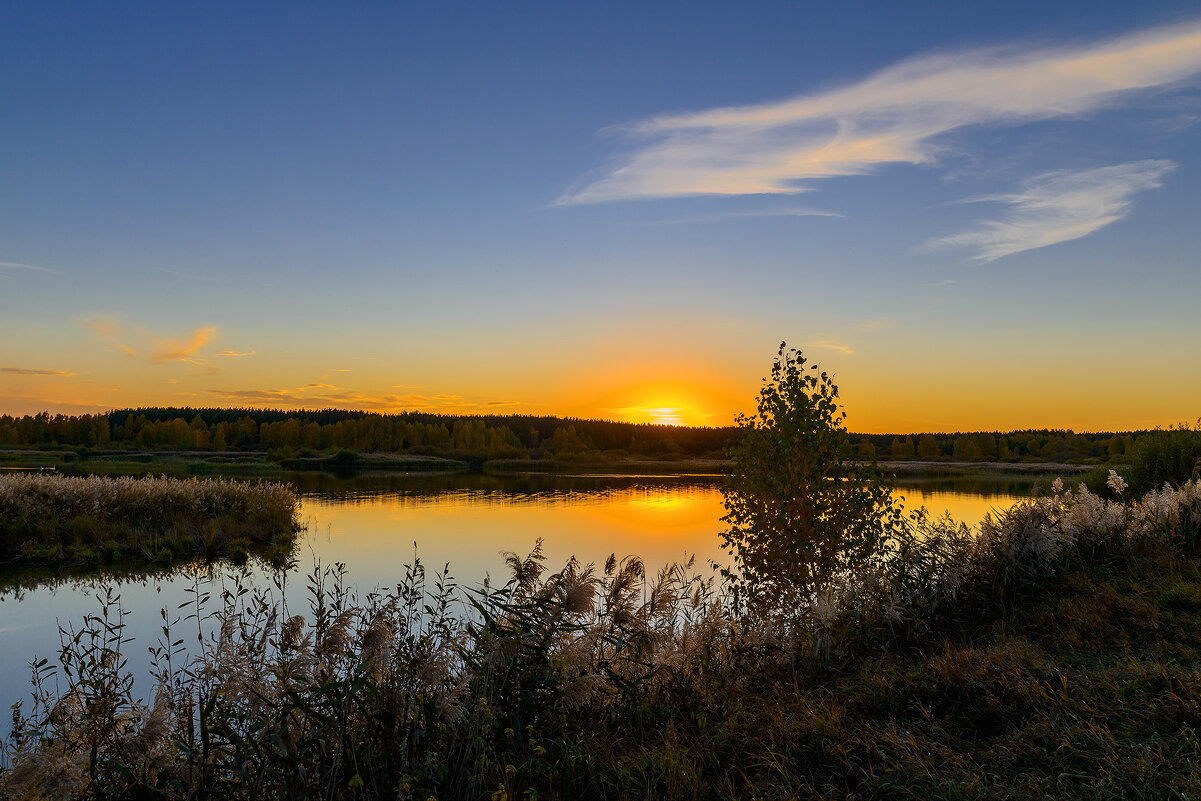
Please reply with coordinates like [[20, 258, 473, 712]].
[[614, 555, 1201, 799], [0, 473, 301, 567], [2, 479, 1200, 799]]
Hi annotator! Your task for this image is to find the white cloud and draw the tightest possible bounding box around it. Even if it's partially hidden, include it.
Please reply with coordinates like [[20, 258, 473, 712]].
[[810, 339, 855, 355], [930, 160, 1176, 260], [560, 19, 1201, 204], [0, 260, 57, 273]]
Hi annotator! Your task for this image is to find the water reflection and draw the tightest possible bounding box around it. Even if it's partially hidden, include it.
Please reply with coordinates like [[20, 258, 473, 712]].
[[285, 470, 723, 504], [891, 474, 1046, 497], [299, 475, 728, 597]]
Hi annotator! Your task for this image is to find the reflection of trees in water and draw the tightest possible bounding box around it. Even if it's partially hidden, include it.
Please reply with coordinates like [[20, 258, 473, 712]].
[[892, 474, 1041, 498], [0, 548, 297, 598], [290, 472, 727, 507], [295, 471, 1042, 508], [44, 465, 1044, 505], [0, 559, 199, 600]]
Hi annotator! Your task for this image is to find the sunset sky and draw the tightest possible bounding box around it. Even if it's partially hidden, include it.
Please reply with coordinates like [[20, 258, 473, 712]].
[[2, 2, 1200, 432]]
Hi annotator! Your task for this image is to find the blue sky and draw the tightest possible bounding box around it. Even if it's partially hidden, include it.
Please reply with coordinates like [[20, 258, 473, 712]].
[[2, 1, 1200, 431]]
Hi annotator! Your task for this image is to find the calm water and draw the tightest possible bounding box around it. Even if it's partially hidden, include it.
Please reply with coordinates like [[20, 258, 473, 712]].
[[0, 471, 1045, 711]]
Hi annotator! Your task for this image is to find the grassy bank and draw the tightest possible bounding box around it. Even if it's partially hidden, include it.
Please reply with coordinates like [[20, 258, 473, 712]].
[[485, 456, 733, 474], [0, 473, 301, 567], [879, 459, 1091, 476], [277, 450, 467, 472], [3, 477, 1200, 799], [4, 447, 1112, 481]]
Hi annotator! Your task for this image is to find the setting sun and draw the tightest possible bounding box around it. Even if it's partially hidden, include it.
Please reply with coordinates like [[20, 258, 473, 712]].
[[568, 380, 749, 428], [644, 407, 685, 426]]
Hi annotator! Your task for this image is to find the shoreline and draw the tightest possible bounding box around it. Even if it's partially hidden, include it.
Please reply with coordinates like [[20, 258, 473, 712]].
[[1, 448, 1096, 477], [878, 459, 1091, 475]]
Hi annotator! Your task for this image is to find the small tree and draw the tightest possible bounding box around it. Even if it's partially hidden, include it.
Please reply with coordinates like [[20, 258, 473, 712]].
[[720, 343, 903, 620]]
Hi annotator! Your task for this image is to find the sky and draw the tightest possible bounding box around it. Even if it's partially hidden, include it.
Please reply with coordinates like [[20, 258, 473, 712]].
[[2, 1, 1200, 433]]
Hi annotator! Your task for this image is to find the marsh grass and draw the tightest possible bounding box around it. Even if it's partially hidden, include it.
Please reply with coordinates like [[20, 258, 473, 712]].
[[4, 479, 1201, 799], [0, 473, 300, 567]]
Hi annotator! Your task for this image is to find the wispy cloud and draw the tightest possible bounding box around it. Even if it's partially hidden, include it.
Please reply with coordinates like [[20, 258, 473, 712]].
[[151, 327, 217, 364], [210, 389, 299, 404], [81, 316, 222, 364], [215, 349, 255, 358], [560, 19, 1201, 204], [0, 260, 58, 273], [80, 315, 140, 358], [1, 367, 76, 377], [645, 207, 843, 225], [0, 394, 108, 412], [597, 405, 709, 425], [599, 407, 646, 417], [810, 339, 855, 355], [930, 160, 1176, 260], [643, 407, 685, 425], [207, 388, 520, 413], [81, 315, 121, 340]]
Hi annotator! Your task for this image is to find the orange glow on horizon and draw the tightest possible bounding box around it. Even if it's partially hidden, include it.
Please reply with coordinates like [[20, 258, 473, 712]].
[[567, 379, 749, 429], [644, 407, 685, 426], [2, 336, 1197, 433]]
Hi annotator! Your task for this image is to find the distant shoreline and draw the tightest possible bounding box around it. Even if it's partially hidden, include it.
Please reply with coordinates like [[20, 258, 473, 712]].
[[1, 448, 1091, 478], [877, 459, 1090, 475]]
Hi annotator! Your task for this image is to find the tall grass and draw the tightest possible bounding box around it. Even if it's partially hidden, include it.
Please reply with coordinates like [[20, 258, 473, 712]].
[[4, 476, 1201, 798], [0, 549, 730, 799], [0, 473, 300, 566]]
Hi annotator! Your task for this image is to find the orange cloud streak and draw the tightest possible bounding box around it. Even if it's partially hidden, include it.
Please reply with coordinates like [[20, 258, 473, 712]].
[[151, 327, 217, 364]]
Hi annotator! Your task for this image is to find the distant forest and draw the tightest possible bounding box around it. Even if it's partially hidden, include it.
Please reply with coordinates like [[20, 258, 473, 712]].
[[0, 408, 1163, 464]]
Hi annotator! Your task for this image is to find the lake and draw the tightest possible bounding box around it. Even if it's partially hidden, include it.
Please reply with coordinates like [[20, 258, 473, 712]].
[[0, 470, 1051, 712]]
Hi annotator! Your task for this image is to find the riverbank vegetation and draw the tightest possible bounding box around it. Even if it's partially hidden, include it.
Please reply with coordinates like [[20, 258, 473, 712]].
[[3, 478, 1199, 797], [0, 473, 301, 567]]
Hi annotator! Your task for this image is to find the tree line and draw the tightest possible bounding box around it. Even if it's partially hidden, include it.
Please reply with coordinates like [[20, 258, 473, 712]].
[[0, 407, 1174, 463], [0, 408, 739, 460], [851, 429, 1136, 463]]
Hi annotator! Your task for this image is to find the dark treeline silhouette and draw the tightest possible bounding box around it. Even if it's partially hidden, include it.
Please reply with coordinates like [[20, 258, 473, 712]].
[[0, 408, 739, 460], [0, 407, 1187, 464], [850, 429, 1140, 463]]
